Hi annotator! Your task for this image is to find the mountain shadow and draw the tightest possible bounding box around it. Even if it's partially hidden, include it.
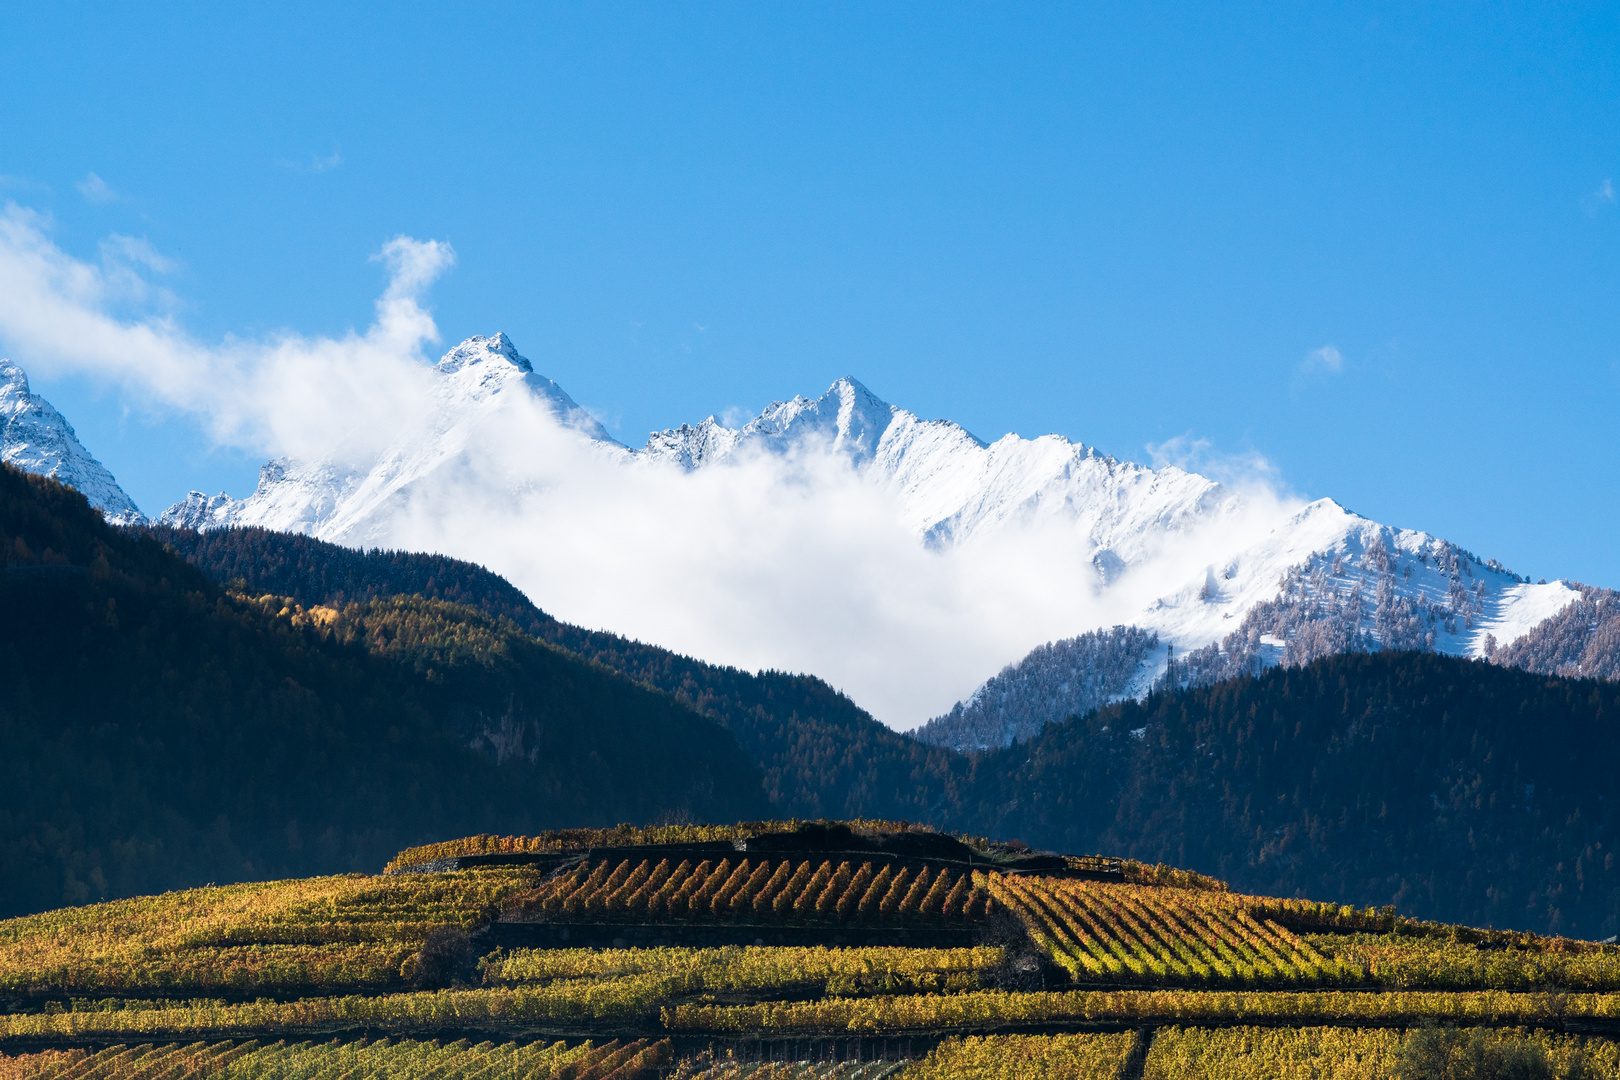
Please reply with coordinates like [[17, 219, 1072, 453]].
[[146, 524, 969, 824]]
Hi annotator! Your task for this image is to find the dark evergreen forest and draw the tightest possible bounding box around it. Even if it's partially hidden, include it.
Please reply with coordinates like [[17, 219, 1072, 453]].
[[949, 651, 1620, 939], [147, 524, 968, 823], [0, 466, 765, 918]]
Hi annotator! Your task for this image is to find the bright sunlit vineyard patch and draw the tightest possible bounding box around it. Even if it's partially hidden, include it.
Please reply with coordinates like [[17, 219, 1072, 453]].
[[985, 873, 1359, 987], [664, 987, 1620, 1034]]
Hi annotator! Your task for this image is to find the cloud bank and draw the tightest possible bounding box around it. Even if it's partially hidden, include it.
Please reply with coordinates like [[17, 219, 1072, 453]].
[[0, 204, 448, 465], [0, 207, 1302, 727]]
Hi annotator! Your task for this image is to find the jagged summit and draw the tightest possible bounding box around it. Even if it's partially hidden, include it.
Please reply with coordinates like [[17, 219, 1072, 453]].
[[159, 333, 619, 537], [0, 358, 144, 525], [438, 332, 532, 374]]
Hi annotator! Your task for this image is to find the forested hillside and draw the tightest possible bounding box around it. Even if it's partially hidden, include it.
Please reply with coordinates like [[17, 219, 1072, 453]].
[[146, 524, 968, 821], [948, 651, 1620, 938], [0, 465, 766, 917]]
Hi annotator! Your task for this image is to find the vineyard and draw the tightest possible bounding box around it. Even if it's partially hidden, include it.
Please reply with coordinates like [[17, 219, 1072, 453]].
[[504, 858, 990, 927], [985, 874, 1357, 987], [0, 869, 533, 997], [5, 820, 1620, 1077]]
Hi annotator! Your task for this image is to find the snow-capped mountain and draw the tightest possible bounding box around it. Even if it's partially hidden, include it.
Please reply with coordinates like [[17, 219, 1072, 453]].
[[915, 502, 1581, 749], [155, 333, 1594, 733], [1, 358, 143, 525], [643, 376, 1238, 557], [161, 333, 617, 537]]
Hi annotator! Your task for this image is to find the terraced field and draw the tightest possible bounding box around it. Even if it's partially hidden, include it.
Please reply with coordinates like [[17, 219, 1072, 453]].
[[3, 820, 1619, 1079]]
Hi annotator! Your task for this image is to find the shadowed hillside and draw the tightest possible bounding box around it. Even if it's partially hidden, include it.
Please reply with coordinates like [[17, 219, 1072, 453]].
[[0, 465, 766, 917], [147, 524, 969, 823], [949, 650, 1620, 938]]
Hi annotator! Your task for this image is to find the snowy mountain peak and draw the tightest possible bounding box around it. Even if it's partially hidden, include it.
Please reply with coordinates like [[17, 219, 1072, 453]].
[[747, 376, 899, 463], [643, 376, 946, 468], [159, 334, 619, 536], [436, 332, 532, 375], [0, 358, 144, 525], [433, 333, 617, 446]]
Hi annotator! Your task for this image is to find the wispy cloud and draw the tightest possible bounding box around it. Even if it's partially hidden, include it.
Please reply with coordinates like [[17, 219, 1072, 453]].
[[279, 148, 343, 174], [1145, 432, 1289, 493], [1301, 344, 1343, 374], [76, 172, 118, 204], [1583, 178, 1616, 215], [0, 202, 449, 461]]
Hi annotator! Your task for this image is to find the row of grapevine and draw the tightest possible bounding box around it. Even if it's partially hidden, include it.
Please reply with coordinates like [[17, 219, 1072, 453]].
[[0, 1038, 671, 1080], [0, 979, 688, 1040], [663, 986, 1620, 1034], [1, 943, 414, 997], [984, 874, 1357, 987], [507, 859, 990, 926], [14, 982, 1620, 1044], [487, 945, 1003, 992], [385, 821, 944, 872], [1143, 1025, 1620, 1080]]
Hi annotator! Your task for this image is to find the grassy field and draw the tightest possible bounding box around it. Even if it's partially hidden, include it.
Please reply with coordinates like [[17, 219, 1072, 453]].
[[3, 820, 1619, 1078]]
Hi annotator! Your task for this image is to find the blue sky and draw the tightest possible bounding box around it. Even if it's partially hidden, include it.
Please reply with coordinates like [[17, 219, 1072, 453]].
[[2, 2, 1617, 586]]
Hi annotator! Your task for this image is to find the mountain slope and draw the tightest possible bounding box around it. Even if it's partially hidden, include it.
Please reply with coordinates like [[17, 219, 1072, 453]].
[[143, 522, 970, 822], [0, 463, 765, 917], [1, 358, 142, 524], [944, 649, 1620, 937]]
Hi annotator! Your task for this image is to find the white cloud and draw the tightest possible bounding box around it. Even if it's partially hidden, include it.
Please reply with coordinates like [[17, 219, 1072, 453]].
[[366, 417, 1302, 725], [76, 173, 118, 204], [1301, 344, 1343, 374], [100, 234, 176, 275]]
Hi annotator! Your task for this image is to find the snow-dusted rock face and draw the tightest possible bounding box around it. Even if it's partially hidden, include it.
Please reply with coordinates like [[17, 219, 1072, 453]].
[[644, 375, 1240, 558], [922, 498, 1588, 750], [0, 358, 143, 525]]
